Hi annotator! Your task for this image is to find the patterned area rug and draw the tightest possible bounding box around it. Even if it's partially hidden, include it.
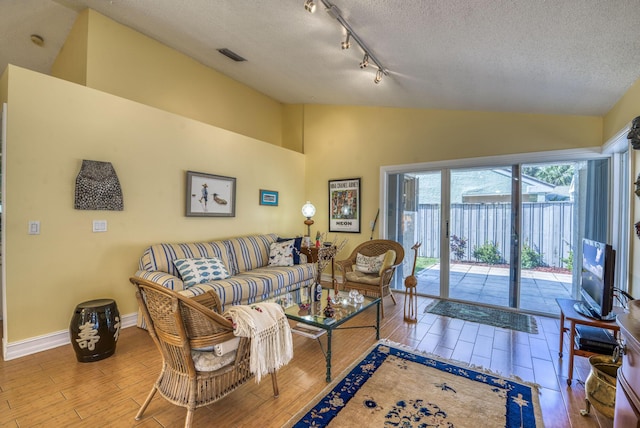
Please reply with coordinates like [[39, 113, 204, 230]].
[[424, 300, 538, 334], [285, 340, 543, 427]]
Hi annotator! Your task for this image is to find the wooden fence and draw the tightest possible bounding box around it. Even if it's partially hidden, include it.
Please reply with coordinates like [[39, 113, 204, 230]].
[[413, 202, 573, 268]]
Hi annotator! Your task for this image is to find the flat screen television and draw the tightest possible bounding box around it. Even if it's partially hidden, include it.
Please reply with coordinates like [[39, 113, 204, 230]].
[[574, 238, 616, 321]]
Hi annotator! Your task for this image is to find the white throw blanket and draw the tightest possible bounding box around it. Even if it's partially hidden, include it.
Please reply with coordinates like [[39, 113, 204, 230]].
[[223, 302, 293, 383]]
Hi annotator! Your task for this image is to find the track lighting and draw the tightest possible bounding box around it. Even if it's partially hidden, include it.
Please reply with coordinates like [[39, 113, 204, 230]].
[[305, 0, 388, 84], [304, 0, 317, 13], [374, 69, 383, 84], [341, 33, 351, 49], [359, 53, 369, 68]]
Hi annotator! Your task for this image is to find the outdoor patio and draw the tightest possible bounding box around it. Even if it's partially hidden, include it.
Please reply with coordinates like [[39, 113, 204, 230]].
[[411, 263, 573, 316]]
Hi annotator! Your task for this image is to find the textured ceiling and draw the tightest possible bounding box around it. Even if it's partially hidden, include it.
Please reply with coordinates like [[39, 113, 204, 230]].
[[2, 0, 640, 116]]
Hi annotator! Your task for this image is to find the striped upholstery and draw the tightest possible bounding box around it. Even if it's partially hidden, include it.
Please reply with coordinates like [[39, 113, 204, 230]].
[[134, 234, 316, 320], [139, 241, 233, 278], [178, 264, 316, 311], [227, 234, 277, 273]]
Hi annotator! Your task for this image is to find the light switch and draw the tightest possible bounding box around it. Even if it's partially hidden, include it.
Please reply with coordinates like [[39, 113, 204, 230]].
[[93, 220, 107, 232], [28, 221, 40, 235]]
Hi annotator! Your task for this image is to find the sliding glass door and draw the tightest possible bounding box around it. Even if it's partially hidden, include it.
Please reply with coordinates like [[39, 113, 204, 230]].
[[448, 168, 513, 308], [385, 155, 618, 316]]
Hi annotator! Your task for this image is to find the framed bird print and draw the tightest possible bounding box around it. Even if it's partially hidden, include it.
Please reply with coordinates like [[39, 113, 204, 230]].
[[186, 171, 236, 217]]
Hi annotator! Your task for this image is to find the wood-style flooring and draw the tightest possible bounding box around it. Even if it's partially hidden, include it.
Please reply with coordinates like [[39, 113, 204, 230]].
[[0, 295, 614, 427]]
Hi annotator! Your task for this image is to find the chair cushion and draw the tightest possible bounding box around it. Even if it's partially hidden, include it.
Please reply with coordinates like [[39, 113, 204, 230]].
[[191, 349, 237, 372], [173, 257, 231, 288], [345, 270, 381, 285], [268, 240, 294, 267], [355, 252, 385, 273], [379, 250, 396, 276], [192, 337, 241, 356]]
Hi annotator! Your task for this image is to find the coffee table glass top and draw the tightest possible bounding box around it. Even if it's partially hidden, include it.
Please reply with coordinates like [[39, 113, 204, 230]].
[[282, 288, 379, 329]]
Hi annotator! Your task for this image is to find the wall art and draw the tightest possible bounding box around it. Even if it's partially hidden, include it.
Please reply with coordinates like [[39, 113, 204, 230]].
[[186, 171, 235, 217], [259, 189, 278, 206], [328, 177, 361, 233]]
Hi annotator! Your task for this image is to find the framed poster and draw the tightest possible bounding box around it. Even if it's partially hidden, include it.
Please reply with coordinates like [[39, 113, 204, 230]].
[[186, 171, 236, 217], [259, 189, 279, 206], [329, 178, 361, 233]]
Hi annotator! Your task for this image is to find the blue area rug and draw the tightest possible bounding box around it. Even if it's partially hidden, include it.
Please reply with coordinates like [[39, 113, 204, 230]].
[[285, 340, 543, 427]]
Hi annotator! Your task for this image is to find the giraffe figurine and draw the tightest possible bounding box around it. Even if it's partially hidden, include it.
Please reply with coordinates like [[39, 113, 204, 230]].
[[404, 242, 421, 323]]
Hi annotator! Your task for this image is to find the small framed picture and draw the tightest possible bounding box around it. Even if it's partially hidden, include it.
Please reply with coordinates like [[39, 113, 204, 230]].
[[329, 178, 361, 233], [259, 189, 279, 206], [186, 171, 236, 217]]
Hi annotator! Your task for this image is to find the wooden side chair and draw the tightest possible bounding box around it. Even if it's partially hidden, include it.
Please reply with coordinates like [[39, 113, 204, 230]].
[[129, 277, 280, 428], [335, 239, 405, 318]]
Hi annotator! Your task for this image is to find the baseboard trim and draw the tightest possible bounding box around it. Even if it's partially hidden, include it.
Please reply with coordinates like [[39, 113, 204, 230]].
[[2, 312, 137, 361]]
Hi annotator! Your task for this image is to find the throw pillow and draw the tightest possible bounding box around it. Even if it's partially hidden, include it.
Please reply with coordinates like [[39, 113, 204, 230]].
[[268, 240, 294, 267], [277, 236, 303, 264], [355, 252, 386, 274], [173, 257, 231, 288]]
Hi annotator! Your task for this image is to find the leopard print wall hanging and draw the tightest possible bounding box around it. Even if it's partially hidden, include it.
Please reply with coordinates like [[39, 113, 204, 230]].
[[74, 160, 124, 211]]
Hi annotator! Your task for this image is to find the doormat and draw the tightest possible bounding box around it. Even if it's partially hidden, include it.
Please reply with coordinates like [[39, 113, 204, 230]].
[[284, 340, 543, 427], [424, 300, 538, 334]]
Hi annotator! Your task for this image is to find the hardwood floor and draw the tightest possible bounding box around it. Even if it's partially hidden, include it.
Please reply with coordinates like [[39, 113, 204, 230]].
[[0, 295, 614, 427]]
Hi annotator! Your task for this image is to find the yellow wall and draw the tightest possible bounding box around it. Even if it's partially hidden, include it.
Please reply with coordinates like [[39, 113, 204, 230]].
[[52, 9, 284, 148], [604, 78, 640, 142], [2, 65, 305, 343], [302, 105, 602, 255], [51, 9, 88, 86]]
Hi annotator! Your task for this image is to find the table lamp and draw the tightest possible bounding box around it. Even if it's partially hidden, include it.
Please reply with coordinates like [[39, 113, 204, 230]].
[[301, 201, 316, 239]]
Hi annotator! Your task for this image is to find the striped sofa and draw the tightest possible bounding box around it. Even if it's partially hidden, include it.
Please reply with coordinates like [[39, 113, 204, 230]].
[[133, 234, 316, 317]]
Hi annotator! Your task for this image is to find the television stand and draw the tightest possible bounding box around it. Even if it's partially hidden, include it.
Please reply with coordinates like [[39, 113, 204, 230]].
[[557, 298, 622, 386], [573, 301, 616, 321]]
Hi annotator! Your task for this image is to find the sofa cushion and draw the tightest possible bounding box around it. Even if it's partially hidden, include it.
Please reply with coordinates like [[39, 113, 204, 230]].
[[227, 234, 277, 273], [178, 264, 316, 310], [268, 240, 294, 267], [355, 252, 386, 273], [140, 241, 233, 277], [173, 257, 231, 288]]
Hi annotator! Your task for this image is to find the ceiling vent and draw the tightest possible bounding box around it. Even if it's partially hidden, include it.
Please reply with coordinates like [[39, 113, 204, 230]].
[[217, 48, 246, 62]]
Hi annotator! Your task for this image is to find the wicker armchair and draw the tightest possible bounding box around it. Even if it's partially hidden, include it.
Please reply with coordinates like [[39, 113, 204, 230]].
[[335, 239, 405, 318], [130, 277, 280, 428]]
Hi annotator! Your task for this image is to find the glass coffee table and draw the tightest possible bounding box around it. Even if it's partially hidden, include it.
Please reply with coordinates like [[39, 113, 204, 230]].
[[283, 288, 380, 382]]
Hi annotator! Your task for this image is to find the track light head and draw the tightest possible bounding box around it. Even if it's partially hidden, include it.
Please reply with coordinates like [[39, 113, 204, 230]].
[[304, 0, 317, 13], [341, 33, 351, 50], [374, 69, 383, 84], [359, 53, 369, 68]]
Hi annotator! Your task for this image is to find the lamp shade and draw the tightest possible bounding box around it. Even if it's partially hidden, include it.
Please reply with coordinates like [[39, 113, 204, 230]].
[[301, 201, 316, 218]]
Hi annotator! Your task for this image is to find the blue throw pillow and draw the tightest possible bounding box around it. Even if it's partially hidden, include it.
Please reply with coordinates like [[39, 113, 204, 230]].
[[277, 236, 302, 264], [173, 257, 231, 288]]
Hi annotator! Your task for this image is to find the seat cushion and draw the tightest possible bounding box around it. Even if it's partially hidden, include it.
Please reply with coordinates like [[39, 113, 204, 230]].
[[191, 349, 237, 372], [345, 270, 381, 285], [178, 263, 316, 310]]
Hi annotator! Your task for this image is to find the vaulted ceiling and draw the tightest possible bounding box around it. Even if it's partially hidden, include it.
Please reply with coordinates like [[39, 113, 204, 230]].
[[3, 0, 640, 116]]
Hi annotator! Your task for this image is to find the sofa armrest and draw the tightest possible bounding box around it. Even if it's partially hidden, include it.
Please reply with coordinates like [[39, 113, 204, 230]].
[[133, 270, 184, 291]]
